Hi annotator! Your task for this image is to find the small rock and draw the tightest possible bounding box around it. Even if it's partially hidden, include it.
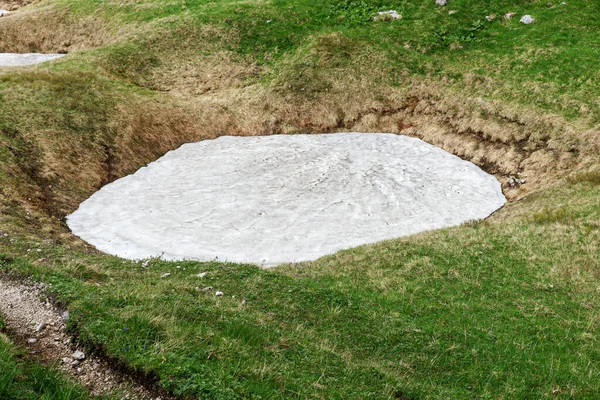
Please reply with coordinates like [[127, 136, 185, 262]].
[[76, 367, 83, 374], [0, 9, 8, 17], [215, 291, 224, 296], [35, 322, 46, 333], [504, 12, 516, 19], [200, 286, 214, 292], [520, 15, 534, 24], [72, 350, 86, 361], [436, 0, 447, 5], [62, 357, 72, 364], [448, 10, 457, 15], [72, 360, 80, 367], [374, 10, 402, 21], [196, 272, 207, 278], [485, 14, 496, 21], [27, 338, 38, 344], [160, 273, 171, 279], [241, 300, 247, 305], [62, 311, 70, 321]]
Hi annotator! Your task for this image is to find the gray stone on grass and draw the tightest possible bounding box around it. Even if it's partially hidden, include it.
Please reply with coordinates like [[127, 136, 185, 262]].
[[72, 350, 85, 361], [436, 0, 447, 5], [520, 15, 535, 24], [374, 10, 402, 21]]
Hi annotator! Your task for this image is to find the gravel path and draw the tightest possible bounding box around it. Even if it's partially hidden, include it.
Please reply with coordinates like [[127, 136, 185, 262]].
[[0, 278, 162, 399]]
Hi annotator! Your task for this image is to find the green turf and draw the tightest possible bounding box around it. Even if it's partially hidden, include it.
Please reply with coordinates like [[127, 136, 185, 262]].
[[3, 181, 600, 399], [1, 0, 600, 398]]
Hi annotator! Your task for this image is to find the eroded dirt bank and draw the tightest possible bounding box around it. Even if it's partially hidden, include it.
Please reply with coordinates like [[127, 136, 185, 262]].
[[3, 81, 598, 245]]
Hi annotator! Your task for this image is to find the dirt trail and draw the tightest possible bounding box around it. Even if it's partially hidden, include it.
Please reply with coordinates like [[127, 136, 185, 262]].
[[0, 278, 164, 400]]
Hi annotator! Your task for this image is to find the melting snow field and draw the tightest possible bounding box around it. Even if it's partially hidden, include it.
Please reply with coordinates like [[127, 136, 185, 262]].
[[0, 53, 66, 67], [67, 133, 506, 266]]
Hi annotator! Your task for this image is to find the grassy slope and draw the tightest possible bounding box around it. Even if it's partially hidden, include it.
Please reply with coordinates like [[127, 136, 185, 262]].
[[0, 317, 98, 400], [1, 0, 600, 399]]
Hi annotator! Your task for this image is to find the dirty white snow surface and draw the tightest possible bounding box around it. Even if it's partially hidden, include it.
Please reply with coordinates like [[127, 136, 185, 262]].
[[0, 53, 66, 66], [67, 133, 506, 266]]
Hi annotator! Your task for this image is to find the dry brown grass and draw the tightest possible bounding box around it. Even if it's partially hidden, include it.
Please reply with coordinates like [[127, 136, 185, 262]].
[[2, 17, 599, 244], [0, 5, 121, 53]]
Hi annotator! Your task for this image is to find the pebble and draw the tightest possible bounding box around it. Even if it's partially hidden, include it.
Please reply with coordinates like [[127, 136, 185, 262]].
[[62, 311, 70, 321], [374, 10, 402, 20], [62, 357, 72, 364], [215, 291, 224, 296], [196, 272, 207, 278], [27, 338, 38, 344], [0, 10, 7, 17], [200, 286, 214, 292], [160, 273, 171, 279], [436, 0, 447, 5], [72, 350, 86, 361], [35, 322, 47, 333], [520, 15, 534, 24], [504, 12, 516, 19]]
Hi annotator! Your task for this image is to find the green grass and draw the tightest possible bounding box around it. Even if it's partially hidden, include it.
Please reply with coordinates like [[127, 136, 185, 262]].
[[50, 0, 599, 120], [1, 0, 600, 398], [3, 182, 600, 399], [0, 317, 98, 400]]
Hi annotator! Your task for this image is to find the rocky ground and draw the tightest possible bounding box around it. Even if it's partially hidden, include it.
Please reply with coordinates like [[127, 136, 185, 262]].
[[0, 278, 165, 399]]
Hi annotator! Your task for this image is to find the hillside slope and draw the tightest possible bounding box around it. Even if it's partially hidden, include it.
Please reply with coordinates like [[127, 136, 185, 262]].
[[1, 0, 600, 398]]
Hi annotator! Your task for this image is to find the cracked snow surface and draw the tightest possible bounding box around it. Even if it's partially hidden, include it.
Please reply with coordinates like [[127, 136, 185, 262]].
[[67, 133, 506, 266]]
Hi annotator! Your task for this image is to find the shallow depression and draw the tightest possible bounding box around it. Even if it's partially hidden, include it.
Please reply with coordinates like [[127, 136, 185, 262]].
[[67, 133, 506, 266]]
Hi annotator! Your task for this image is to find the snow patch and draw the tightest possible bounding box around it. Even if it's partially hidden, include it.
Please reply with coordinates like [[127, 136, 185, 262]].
[[67, 133, 506, 267], [0, 53, 66, 67]]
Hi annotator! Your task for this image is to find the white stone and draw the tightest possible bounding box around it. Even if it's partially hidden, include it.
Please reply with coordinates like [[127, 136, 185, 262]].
[[196, 272, 207, 278], [436, 0, 447, 5], [215, 291, 224, 296], [520, 15, 534, 24], [67, 133, 506, 267], [35, 322, 46, 333], [71, 350, 85, 360], [374, 10, 402, 20], [160, 273, 171, 279], [0, 10, 8, 17], [0, 53, 66, 67]]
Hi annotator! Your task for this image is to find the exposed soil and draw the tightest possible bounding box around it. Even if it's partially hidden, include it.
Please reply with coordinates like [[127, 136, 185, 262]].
[[0, 277, 166, 399]]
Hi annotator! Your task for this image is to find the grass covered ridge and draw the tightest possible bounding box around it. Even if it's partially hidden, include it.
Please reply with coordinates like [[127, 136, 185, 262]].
[[1, 0, 600, 398]]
